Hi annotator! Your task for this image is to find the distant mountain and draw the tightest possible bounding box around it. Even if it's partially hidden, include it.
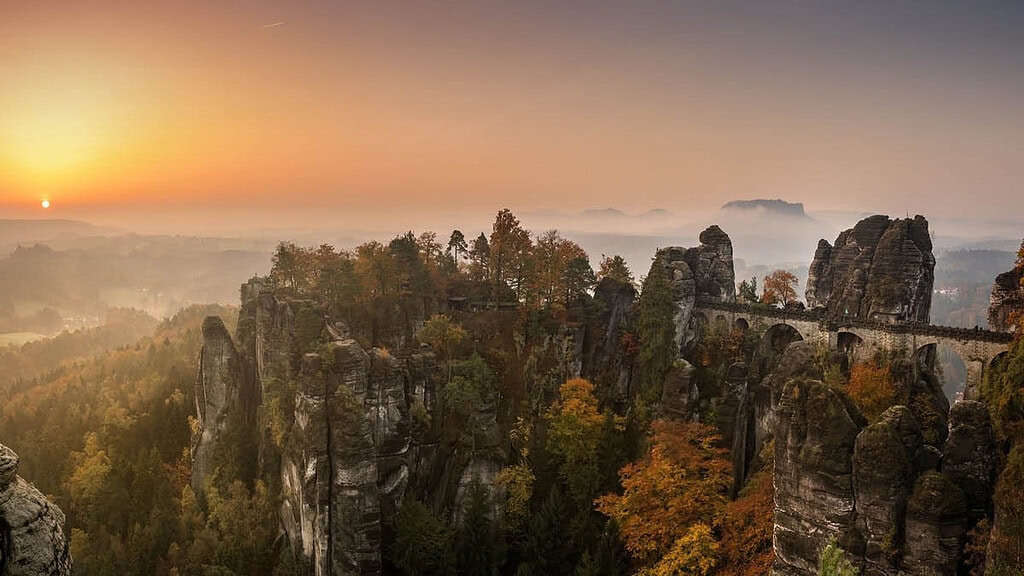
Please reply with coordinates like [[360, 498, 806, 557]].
[[721, 199, 808, 219], [0, 219, 118, 254]]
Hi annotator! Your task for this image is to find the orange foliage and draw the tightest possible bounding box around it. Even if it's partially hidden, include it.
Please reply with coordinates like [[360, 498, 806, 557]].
[[762, 270, 799, 306], [718, 468, 775, 576], [846, 361, 896, 423], [595, 420, 731, 565]]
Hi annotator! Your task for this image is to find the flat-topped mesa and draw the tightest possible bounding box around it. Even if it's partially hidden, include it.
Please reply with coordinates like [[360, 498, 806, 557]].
[[805, 215, 935, 324], [0, 443, 73, 575], [654, 225, 737, 353]]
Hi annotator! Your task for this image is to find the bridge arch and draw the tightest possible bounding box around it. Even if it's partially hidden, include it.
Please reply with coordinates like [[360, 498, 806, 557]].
[[734, 317, 750, 332], [763, 323, 804, 354]]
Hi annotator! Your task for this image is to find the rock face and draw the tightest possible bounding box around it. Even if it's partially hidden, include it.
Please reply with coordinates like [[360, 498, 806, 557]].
[[902, 472, 967, 575], [281, 342, 383, 576], [853, 407, 921, 575], [988, 262, 1023, 332], [192, 315, 258, 494], [773, 378, 865, 576], [805, 215, 934, 323], [654, 225, 736, 352], [0, 444, 73, 576], [942, 401, 996, 523], [587, 278, 637, 401]]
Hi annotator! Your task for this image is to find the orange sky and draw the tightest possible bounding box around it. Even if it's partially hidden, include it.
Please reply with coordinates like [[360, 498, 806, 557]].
[[2, 1, 1023, 229]]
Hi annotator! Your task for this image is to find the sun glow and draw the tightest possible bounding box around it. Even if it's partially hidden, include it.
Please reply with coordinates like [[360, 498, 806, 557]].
[[41, 199, 51, 209]]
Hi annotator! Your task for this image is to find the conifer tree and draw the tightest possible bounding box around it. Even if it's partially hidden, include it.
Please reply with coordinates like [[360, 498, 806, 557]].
[[637, 256, 676, 402]]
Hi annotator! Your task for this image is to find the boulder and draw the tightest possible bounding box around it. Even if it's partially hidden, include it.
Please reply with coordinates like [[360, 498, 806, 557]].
[[0, 444, 73, 575]]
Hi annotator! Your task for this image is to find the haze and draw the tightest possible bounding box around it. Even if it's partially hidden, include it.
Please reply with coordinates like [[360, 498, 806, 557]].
[[2, 0, 1023, 235]]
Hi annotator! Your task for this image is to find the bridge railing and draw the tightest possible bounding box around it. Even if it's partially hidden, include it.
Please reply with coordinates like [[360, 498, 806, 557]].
[[693, 299, 1013, 344]]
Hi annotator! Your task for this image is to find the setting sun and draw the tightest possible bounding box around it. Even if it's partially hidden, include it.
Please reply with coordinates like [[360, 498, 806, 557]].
[[41, 199, 51, 209]]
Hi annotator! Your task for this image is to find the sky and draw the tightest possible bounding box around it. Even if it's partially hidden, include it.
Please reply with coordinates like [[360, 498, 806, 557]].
[[1, 0, 1023, 232]]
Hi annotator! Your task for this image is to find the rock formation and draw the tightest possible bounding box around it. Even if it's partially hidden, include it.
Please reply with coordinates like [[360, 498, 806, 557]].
[[805, 215, 935, 323], [942, 401, 996, 523], [654, 225, 736, 352], [773, 377, 865, 575], [988, 259, 1023, 332], [0, 443, 73, 576], [192, 315, 258, 494], [853, 407, 921, 575]]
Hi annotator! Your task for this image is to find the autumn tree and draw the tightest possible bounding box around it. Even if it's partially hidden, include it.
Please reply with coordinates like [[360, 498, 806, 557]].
[[597, 255, 634, 286], [596, 421, 731, 569], [718, 468, 775, 575], [417, 314, 468, 381], [637, 257, 676, 402], [532, 230, 591, 307], [545, 378, 607, 507], [846, 361, 897, 423], [489, 209, 533, 300], [355, 241, 395, 296], [762, 269, 798, 306]]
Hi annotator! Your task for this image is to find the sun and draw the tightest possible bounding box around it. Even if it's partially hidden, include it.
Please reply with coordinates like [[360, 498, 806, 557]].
[[41, 199, 51, 209]]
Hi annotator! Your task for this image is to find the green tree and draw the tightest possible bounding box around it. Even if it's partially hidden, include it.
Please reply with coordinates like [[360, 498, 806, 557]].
[[818, 539, 858, 576], [737, 276, 759, 304], [388, 498, 455, 576], [456, 482, 500, 576], [518, 488, 574, 576], [469, 233, 491, 283], [637, 257, 676, 402], [449, 230, 468, 263]]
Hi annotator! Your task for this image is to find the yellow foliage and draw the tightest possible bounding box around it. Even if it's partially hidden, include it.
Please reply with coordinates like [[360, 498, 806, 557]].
[[846, 361, 896, 423], [639, 523, 719, 576], [596, 420, 731, 565]]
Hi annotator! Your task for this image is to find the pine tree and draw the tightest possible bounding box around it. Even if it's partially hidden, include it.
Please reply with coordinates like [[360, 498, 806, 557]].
[[637, 256, 676, 402], [518, 487, 574, 576], [456, 481, 499, 576]]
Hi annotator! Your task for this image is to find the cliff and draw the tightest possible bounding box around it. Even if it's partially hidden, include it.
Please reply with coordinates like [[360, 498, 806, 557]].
[[988, 259, 1023, 332], [805, 215, 935, 323], [0, 443, 73, 575]]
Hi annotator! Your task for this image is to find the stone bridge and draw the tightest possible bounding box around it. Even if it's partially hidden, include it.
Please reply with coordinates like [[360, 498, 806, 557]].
[[693, 300, 1014, 399]]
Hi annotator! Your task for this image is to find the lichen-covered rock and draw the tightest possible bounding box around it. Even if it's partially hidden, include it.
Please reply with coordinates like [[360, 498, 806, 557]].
[[804, 215, 934, 323], [988, 264, 1023, 332], [0, 444, 72, 576], [942, 401, 996, 523], [773, 378, 865, 576], [853, 406, 921, 575], [192, 315, 257, 495], [902, 471, 967, 575]]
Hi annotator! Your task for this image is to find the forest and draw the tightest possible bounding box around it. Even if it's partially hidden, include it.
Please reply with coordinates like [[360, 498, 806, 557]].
[[2, 209, 1023, 576]]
